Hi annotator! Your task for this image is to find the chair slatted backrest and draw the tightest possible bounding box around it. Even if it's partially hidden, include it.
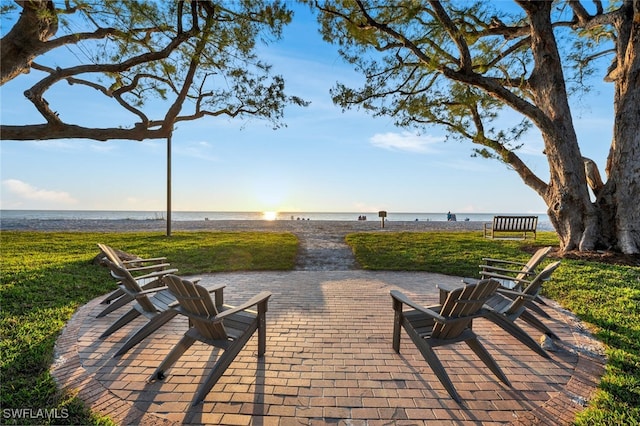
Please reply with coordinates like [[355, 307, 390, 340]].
[[97, 243, 130, 277], [164, 275, 227, 341], [515, 246, 553, 282], [98, 243, 122, 264], [504, 261, 562, 316], [433, 279, 500, 340], [100, 247, 158, 314]]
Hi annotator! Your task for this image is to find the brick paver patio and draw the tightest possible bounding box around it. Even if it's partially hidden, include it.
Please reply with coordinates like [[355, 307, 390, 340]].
[[52, 270, 605, 425]]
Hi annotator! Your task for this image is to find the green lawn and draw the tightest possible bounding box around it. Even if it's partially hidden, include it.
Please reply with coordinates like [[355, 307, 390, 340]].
[[346, 230, 640, 425], [0, 231, 297, 425], [1, 229, 638, 425]]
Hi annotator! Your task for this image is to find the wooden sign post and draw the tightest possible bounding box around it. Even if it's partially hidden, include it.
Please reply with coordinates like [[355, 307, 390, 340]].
[[378, 211, 387, 228]]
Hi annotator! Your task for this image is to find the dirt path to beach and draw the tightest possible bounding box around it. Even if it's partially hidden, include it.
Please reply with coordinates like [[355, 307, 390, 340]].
[[291, 223, 359, 270]]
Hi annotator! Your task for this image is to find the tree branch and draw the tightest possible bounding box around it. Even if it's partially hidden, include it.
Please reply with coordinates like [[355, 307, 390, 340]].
[[31, 62, 113, 96], [22, 30, 192, 128], [161, 8, 215, 132], [466, 105, 547, 196], [429, 0, 472, 71], [0, 124, 169, 141]]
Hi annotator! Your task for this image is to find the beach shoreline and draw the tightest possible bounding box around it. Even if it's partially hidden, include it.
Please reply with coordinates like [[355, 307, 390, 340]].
[[0, 218, 487, 233]]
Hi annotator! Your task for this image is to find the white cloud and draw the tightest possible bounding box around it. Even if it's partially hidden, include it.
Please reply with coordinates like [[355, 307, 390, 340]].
[[369, 131, 444, 153], [2, 179, 77, 204], [26, 139, 116, 154], [352, 201, 382, 213], [27, 140, 76, 150], [174, 141, 219, 162], [89, 143, 117, 153]]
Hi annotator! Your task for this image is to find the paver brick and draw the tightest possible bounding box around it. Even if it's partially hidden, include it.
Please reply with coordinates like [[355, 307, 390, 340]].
[[51, 270, 605, 425]]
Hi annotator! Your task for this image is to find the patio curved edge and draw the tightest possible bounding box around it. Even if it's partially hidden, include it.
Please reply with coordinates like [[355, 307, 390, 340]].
[[509, 299, 606, 426], [51, 298, 173, 426], [50, 271, 606, 425]]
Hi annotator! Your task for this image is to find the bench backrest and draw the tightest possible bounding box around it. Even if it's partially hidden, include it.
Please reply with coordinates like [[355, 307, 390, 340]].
[[493, 215, 538, 231]]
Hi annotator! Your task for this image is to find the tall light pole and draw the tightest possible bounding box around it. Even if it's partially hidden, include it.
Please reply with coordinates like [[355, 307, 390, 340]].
[[166, 133, 172, 237]]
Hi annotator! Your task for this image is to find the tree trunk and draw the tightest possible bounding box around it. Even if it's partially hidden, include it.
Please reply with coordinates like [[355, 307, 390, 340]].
[[522, 2, 596, 253], [595, 86, 640, 254], [608, 97, 640, 255], [0, 0, 57, 85], [517, 1, 640, 254], [596, 4, 640, 254]]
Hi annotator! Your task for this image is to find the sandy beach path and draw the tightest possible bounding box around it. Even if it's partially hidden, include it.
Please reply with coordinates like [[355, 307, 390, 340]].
[[291, 222, 360, 270]]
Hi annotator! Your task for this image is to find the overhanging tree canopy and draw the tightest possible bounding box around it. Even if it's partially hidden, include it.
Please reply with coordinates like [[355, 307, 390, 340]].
[[312, 0, 639, 254], [1, 0, 307, 141]]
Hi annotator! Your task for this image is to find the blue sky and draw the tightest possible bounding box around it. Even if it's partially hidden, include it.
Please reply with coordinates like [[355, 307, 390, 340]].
[[0, 3, 614, 215]]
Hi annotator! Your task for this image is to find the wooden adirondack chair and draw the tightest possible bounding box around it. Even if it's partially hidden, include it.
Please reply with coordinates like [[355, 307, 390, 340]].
[[96, 243, 176, 309], [482, 261, 562, 358], [150, 274, 271, 406], [479, 246, 552, 290], [391, 279, 510, 403], [99, 258, 185, 357], [479, 246, 553, 317]]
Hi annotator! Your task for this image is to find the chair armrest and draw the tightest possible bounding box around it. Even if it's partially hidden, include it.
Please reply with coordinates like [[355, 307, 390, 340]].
[[496, 287, 536, 301], [109, 267, 177, 281], [136, 286, 169, 296], [481, 258, 527, 267], [437, 282, 461, 293], [122, 257, 167, 265], [132, 268, 179, 281], [214, 291, 272, 321], [205, 283, 225, 307], [125, 263, 172, 273], [390, 290, 446, 323], [480, 271, 532, 283], [479, 265, 535, 276], [479, 272, 532, 289]]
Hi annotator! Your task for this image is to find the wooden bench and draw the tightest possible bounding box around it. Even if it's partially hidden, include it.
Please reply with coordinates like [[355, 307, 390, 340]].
[[483, 215, 538, 240]]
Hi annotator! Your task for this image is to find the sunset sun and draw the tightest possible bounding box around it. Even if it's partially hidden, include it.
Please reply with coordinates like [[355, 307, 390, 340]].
[[262, 211, 278, 221]]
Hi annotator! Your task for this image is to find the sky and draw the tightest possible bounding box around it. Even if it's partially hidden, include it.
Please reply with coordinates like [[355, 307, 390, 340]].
[[0, 3, 615, 215]]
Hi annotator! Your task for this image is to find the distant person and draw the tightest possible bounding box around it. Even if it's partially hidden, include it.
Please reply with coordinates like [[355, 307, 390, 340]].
[[447, 211, 452, 221]]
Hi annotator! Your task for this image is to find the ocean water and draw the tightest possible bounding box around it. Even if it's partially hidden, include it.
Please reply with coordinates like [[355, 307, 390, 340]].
[[0, 210, 553, 230]]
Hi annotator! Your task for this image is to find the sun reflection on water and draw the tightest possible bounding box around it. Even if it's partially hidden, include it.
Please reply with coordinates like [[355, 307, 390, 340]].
[[262, 211, 278, 221]]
